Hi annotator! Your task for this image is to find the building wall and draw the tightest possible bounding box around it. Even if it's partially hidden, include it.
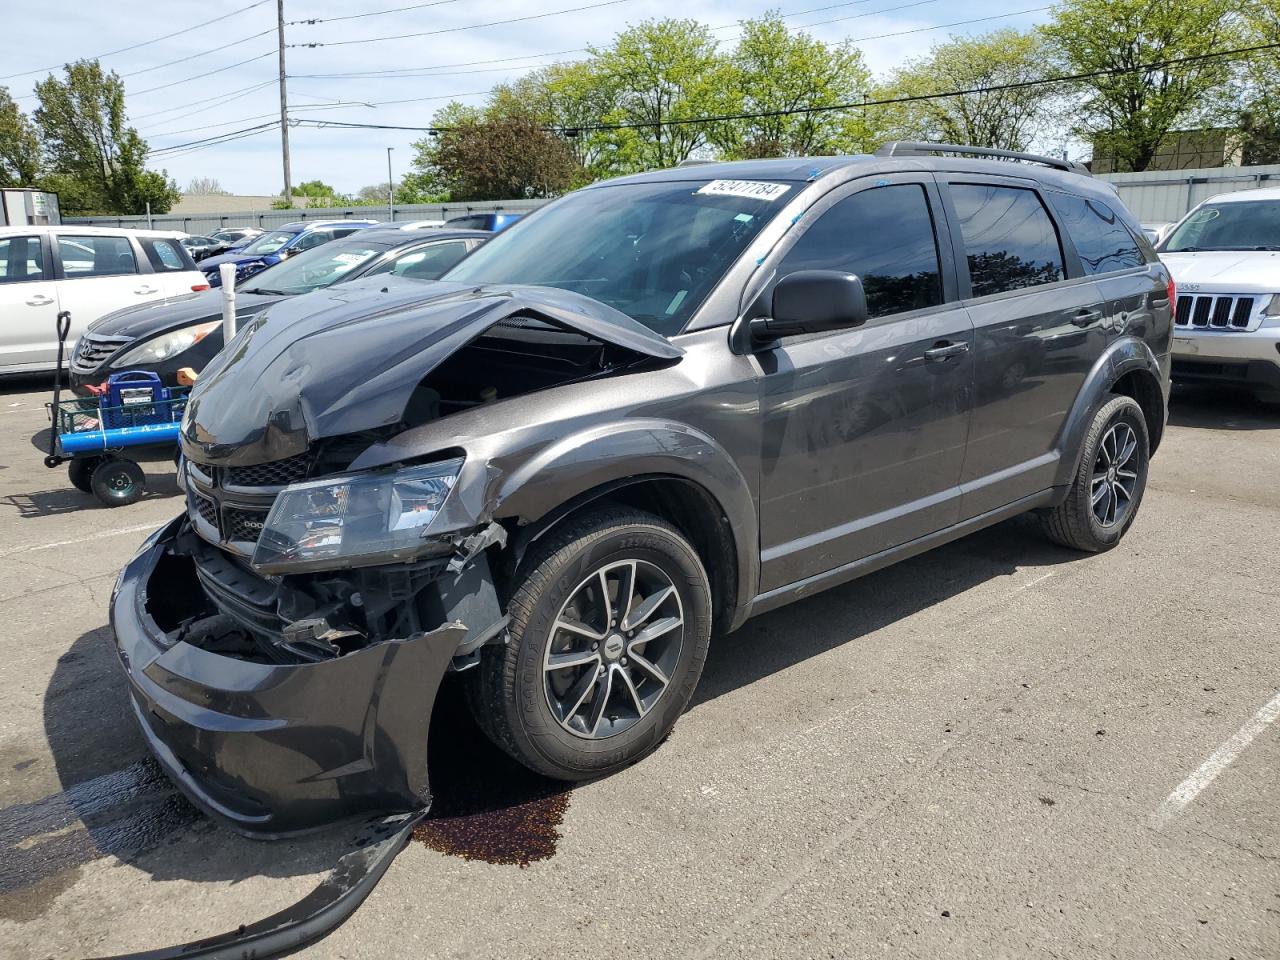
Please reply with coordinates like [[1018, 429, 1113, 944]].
[[1091, 129, 1243, 174]]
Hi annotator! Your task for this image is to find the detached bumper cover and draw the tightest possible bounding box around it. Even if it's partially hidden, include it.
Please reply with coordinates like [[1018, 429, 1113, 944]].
[[111, 516, 465, 838]]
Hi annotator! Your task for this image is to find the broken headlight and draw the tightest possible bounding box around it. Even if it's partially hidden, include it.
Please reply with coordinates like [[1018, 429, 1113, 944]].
[[251, 458, 463, 573]]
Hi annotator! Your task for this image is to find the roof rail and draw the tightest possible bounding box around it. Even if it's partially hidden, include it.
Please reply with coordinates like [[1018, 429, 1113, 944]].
[[874, 141, 1091, 176]]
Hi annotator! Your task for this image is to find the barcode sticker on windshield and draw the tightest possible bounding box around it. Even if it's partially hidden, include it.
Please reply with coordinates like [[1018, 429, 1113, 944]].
[[696, 180, 791, 201]]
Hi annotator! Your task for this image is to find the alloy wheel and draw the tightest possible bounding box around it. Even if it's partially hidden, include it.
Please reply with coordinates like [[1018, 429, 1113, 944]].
[[1091, 420, 1139, 527], [543, 559, 684, 739]]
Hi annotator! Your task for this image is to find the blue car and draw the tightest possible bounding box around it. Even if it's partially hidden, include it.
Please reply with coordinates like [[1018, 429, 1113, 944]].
[[199, 219, 379, 286], [444, 212, 523, 232]]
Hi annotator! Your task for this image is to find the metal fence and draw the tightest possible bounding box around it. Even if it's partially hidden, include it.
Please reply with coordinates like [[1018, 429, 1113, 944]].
[[62, 163, 1280, 232], [62, 198, 549, 234]]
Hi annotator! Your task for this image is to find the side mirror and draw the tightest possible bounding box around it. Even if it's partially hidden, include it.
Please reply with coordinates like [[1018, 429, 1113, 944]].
[[750, 270, 868, 345]]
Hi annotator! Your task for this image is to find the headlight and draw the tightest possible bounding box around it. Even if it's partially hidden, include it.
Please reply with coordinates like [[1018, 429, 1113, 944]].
[[252, 458, 464, 573], [1261, 294, 1280, 318], [111, 321, 220, 367]]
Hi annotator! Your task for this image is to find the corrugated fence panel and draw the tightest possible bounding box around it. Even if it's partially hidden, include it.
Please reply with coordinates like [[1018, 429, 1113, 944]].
[[63, 165, 1280, 232]]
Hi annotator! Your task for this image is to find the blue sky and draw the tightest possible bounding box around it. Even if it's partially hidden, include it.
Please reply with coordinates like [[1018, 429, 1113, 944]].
[[3, 0, 1055, 195]]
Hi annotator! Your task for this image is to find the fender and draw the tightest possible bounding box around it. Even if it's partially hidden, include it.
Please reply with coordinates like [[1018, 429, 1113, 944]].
[[488, 419, 759, 630], [1050, 335, 1167, 493]]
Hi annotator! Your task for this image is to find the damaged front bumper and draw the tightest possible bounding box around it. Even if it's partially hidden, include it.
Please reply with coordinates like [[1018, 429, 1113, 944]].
[[111, 515, 470, 838]]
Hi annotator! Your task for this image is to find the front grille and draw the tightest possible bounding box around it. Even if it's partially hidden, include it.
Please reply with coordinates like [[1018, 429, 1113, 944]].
[[1174, 294, 1255, 330], [191, 490, 219, 529], [70, 333, 134, 374], [224, 506, 270, 542], [225, 453, 310, 488]]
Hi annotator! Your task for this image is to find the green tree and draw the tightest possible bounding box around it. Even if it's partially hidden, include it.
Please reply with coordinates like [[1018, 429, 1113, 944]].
[[589, 19, 736, 170], [33, 59, 179, 214], [429, 110, 581, 201], [1234, 0, 1280, 163], [714, 14, 872, 159], [878, 29, 1067, 153], [1042, 0, 1241, 172], [0, 87, 41, 187]]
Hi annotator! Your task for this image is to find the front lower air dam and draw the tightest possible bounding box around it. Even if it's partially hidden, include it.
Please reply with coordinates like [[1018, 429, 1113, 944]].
[[104, 516, 469, 957]]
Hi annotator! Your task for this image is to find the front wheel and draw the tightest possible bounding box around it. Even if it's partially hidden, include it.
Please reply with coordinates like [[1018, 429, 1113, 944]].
[[468, 507, 712, 781], [1040, 394, 1150, 552]]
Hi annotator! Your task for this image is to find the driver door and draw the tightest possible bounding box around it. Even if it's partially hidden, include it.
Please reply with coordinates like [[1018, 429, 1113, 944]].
[[755, 176, 975, 592]]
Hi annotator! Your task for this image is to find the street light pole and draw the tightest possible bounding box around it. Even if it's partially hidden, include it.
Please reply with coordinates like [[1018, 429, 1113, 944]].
[[386, 147, 394, 222]]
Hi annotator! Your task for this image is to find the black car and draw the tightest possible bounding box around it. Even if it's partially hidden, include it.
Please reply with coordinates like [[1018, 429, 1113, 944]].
[[113, 143, 1172, 841], [69, 227, 488, 395], [209, 227, 263, 248], [180, 235, 225, 261]]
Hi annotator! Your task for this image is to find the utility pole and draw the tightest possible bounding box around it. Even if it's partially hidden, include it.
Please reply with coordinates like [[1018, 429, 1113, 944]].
[[386, 147, 394, 222], [277, 0, 292, 203]]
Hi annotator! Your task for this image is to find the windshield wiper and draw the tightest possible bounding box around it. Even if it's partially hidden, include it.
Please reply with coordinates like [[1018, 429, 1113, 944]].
[[240, 287, 290, 296]]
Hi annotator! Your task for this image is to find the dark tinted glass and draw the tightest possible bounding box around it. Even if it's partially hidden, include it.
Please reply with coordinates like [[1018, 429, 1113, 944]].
[[1048, 193, 1143, 275], [0, 236, 45, 282], [369, 240, 472, 280], [142, 238, 193, 272], [1162, 199, 1280, 252], [951, 184, 1065, 297], [58, 235, 137, 277], [777, 184, 943, 318]]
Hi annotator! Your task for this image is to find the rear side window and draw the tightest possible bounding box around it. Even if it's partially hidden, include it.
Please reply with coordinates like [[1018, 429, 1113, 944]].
[[1048, 194, 1144, 275], [57, 234, 138, 277], [141, 237, 195, 272], [293, 230, 333, 251], [950, 184, 1065, 297], [777, 183, 944, 319], [0, 236, 45, 282]]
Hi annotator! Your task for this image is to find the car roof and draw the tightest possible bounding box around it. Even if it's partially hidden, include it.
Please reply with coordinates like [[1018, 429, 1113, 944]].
[[594, 153, 1119, 202], [275, 219, 380, 231], [1200, 187, 1280, 205], [0, 224, 186, 239], [355, 227, 490, 244]]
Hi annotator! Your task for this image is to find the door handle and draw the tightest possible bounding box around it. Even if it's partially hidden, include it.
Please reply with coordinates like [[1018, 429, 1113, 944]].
[[923, 341, 970, 362], [26, 294, 55, 306], [134, 285, 159, 295], [1069, 309, 1103, 327]]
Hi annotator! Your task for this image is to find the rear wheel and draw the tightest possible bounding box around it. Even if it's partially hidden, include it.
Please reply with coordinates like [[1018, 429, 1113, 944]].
[[91, 458, 145, 507], [468, 507, 712, 781], [68, 457, 102, 493], [1040, 394, 1149, 552]]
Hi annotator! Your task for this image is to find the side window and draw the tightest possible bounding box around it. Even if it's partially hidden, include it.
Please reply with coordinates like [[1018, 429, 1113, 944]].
[[376, 240, 472, 280], [949, 184, 1065, 297], [331, 228, 360, 240], [1047, 193, 1144, 275], [777, 183, 944, 319], [292, 231, 331, 252], [141, 238, 194, 272], [0, 236, 46, 283], [57, 234, 138, 278]]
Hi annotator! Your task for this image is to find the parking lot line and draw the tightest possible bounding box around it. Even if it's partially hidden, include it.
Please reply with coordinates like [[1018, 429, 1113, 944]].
[[0, 522, 158, 559], [1152, 690, 1280, 828]]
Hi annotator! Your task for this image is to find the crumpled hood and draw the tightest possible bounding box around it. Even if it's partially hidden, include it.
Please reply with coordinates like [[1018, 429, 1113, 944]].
[[1162, 251, 1280, 292], [85, 290, 283, 340], [181, 277, 683, 466]]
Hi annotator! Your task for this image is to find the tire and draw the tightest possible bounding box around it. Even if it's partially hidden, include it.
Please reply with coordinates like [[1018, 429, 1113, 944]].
[[68, 457, 102, 493], [1040, 394, 1149, 552], [91, 458, 145, 507], [468, 507, 712, 781]]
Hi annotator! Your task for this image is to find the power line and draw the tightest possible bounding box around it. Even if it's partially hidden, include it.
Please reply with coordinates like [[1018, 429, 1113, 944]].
[[289, 41, 1280, 137], [130, 50, 276, 97], [289, 0, 467, 26], [0, 0, 271, 80], [147, 120, 280, 157], [119, 29, 275, 79], [129, 79, 278, 121], [289, 0, 634, 49]]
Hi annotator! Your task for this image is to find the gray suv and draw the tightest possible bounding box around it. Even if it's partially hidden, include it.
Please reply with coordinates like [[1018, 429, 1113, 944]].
[[111, 143, 1173, 837]]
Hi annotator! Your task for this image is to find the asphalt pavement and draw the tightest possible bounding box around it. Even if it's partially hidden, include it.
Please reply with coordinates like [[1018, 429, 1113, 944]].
[[0, 373, 1276, 959]]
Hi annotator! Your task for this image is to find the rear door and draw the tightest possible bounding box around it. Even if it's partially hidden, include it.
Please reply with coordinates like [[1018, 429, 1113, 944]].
[[53, 233, 161, 341], [938, 178, 1108, 517], [755, 175, 975, 591], [0, 233, 60, 370]]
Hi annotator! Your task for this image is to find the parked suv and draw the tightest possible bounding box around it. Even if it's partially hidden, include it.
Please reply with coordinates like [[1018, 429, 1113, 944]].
[[199, 219, 378, 287], [0, 225, 207, 374], [1158, 188, 1280, 403], [112, 144, 1172, 837]]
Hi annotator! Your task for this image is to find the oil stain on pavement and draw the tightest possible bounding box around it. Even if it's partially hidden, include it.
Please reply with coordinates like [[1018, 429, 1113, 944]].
[[414, 682, 572, 867]]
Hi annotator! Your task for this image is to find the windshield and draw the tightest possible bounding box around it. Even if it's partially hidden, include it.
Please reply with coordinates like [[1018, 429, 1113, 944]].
[[238, 229, 297, 256], [238, 238, 392, 295], [442, 180, 789, 335], [1162, 200, 1280, 252]]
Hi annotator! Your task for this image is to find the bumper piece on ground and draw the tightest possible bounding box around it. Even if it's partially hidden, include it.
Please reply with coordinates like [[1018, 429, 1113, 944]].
[[89, 810, 424, 960], [112, 516, 467, 837]]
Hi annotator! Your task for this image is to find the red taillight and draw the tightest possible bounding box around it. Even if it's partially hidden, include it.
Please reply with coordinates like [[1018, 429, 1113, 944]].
[[191, 283, 210, 292], [1166, 277, 1176, 307]]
